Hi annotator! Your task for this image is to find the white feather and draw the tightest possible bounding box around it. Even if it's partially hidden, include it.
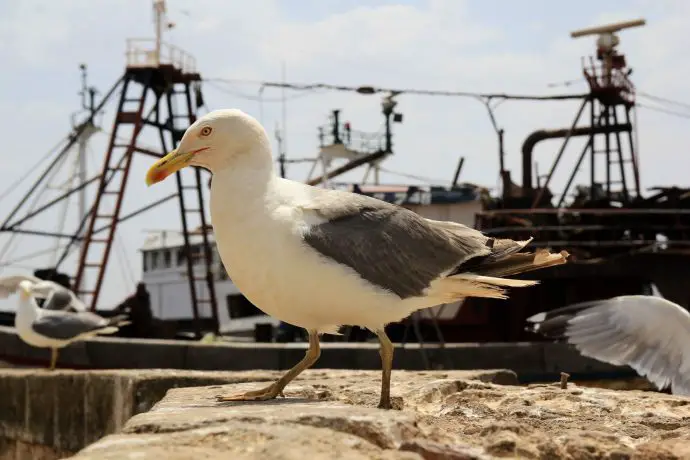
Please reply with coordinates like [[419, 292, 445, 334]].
[[563, 296, 690, 395]]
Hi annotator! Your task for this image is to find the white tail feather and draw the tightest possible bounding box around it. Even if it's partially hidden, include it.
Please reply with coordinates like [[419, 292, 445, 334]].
[[426, 272, 540, 304], [449, 273, 539, 288]]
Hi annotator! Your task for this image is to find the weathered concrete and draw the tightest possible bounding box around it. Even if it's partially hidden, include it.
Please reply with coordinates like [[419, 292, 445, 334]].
[[67, 370, 690, 460], [0, 325, 634, 383], [0, 369, 298, 459]]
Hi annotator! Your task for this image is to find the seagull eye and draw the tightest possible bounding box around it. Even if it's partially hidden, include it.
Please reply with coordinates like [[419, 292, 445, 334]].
[[200, 126, 212, 137]]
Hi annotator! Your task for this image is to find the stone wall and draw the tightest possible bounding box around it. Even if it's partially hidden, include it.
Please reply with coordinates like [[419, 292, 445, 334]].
[[0, 369, 284, 460], [69, 369, 690, 460], [2, 368, 689, 459]]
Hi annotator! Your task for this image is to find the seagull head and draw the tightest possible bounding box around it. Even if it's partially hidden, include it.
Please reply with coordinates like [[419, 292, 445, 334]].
[[18, 280, 33, 300], [145, 109, 270, 186]]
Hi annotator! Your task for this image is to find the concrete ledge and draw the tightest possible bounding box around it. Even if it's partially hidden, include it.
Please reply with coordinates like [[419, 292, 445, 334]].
[[67, 369, 690, 460], [0, 368, 515, 460], [0, 326, 634, 382], [0, 369, 287, 459]]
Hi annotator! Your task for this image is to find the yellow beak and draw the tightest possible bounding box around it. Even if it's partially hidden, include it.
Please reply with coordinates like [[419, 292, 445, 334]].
[[18, 284, 31, 300], [145, 147, 207, 186]]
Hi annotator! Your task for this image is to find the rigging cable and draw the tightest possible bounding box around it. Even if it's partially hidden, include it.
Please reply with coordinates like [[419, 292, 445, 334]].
[[0, 144, 74, 271], [204, 80, 323, 103], [636, 101, 690, 119], [0, 137, 68, 205], [114, 231, 136, 291], [0, 244, 72, 268], [637, 91, 690, 111]]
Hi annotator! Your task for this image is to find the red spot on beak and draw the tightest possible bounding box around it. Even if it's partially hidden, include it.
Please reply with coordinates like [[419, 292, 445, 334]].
[[152, 170, 167, 182]]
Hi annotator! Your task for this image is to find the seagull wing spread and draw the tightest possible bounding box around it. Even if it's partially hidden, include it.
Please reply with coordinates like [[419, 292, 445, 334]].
[[530, 295, 690, 395], [0, 275, 42, 298]]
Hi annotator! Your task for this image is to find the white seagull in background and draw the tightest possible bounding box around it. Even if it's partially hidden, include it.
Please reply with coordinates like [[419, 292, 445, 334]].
[[145, 108, 569, 409], [14, 280, 130, 370], [0, 274, 86, 312], [526, 295, 690, 396]]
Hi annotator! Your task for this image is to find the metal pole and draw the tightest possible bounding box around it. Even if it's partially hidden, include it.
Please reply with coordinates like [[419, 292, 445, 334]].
[[558, 138, 593, 208], [611, 106, 629, 201], [625, 107, 641, 197], [531, 96, 589, 208], [590, 98, 596, 192], [384, 112, 392, 153], [604, 104, 611, 199], [498, 129, 505, 172], [184, 81, 220, 336], [451, 157, 465, 187], [161, 91, 203, 339]]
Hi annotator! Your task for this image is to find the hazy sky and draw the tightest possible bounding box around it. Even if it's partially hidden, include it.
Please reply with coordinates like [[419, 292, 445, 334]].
[[0, 0, 688, 307]]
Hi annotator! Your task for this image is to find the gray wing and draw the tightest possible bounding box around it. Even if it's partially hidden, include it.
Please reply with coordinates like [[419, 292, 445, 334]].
[[299, 188, 501, 299], [31, 281, 86, 311], [42, 290, 75, 311], [31, 311, 111, 341], [550, 296, 690, 395]]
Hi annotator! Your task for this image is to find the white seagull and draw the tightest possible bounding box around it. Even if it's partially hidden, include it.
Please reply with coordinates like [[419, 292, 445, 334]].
[[526, 295, 690, 396], [0, 274, 87, 312], [14, 279, 130, 370], [145, 109, 569, 409]]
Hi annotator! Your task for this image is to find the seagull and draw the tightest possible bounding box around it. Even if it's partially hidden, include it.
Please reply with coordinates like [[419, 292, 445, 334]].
[[525, 295, 690, 395], [145, 108, 569, 409], [14, 279, 130, 370], [0, 274, 86, 312]]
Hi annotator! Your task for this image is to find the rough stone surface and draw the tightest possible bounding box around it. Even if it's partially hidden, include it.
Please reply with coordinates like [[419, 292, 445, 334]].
[[0, 369, 291, 460], [67, 369, 690, 460]]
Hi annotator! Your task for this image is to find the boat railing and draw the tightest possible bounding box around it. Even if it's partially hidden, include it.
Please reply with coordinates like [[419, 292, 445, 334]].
[[318, 124, 384, 154], [475, 207, 690, 248], [582, 56, 635, 105], [125, 38, 197, 74]]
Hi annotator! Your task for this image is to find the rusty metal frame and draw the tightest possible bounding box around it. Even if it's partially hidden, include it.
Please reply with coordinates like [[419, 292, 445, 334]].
[[157, 86, 203, 338], [182, 83, 220, 336], [73, 72, 151, 308], [3, 66, 219, 337]]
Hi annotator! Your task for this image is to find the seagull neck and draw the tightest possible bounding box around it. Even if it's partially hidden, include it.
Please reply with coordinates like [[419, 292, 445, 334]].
[[17, 296, 39, 323], [210, 154, 277, 216]]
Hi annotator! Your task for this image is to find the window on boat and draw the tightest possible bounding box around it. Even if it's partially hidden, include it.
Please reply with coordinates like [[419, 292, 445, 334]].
[[142, 252, 149, 272], [177, 247, 186, 266], [150, 251, 159, 270], [163, 250, 171, 268]]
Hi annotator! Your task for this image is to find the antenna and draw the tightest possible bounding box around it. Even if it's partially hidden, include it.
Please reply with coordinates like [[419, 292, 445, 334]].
[[570, 18, 646, 38], [77, 64, 98, 117], [570, 18, 646, 53], [152, 0, 176, 65], [571, 18, 645, 86]]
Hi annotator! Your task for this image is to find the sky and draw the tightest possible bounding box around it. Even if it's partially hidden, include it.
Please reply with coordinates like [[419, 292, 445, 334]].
[[0, 0, 689, 308]]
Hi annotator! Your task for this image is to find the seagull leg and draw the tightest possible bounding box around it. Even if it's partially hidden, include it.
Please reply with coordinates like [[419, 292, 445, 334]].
[[49, 348, 58, 371], [375, 329, 394, 410], [217, 329, 321, 402]]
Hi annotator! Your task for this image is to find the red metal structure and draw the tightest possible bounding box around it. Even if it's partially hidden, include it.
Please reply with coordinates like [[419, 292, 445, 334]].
[[0, 37, 219, 339], [453, 19, 690, 343]]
